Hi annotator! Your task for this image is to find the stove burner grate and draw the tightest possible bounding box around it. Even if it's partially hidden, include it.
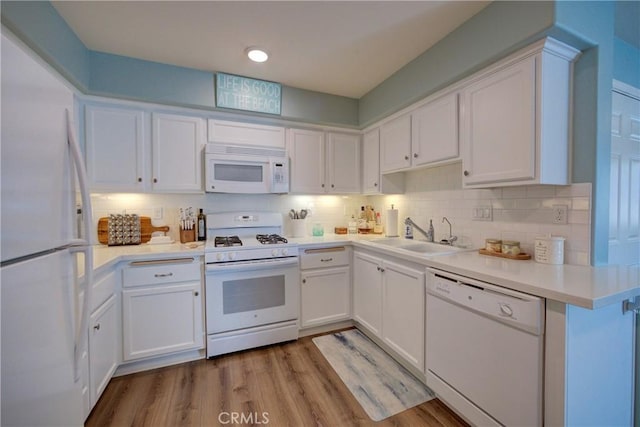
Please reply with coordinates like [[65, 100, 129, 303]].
[[256, 234, 288, 245], [214, 235, 243, 247]]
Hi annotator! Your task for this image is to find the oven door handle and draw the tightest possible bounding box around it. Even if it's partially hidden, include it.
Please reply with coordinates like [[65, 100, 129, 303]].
[[206, 256, 299, 273]]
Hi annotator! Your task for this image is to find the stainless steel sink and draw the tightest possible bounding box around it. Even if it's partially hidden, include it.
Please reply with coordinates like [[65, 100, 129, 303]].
[[369, 237, 467, 255]]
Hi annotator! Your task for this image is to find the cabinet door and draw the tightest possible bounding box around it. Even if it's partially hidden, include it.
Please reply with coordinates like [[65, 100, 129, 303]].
[[382, 260, 425, 372], [300, 266, 351, 328], [208, 119, 285, 148], [89, 294, 118, 407], [152, 113, 204, 192], [380, 114, 411, 173], [85, 105, 146, 191], [327, 132, 361, 193], [412, 92, 459, 166], [362, 129, 380, 193], [288, 128, 325, 193], [352, 251, 382, 336], [461, 58, 536, 186], [122, 282, 203, 361]]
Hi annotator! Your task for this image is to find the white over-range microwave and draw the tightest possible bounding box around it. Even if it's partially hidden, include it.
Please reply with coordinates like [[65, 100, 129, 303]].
[[204, 143, 289, 194]]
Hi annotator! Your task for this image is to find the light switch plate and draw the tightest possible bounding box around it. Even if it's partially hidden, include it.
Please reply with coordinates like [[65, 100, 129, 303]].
[[153, 207, 163, 220], [472, 205, 492, 221]]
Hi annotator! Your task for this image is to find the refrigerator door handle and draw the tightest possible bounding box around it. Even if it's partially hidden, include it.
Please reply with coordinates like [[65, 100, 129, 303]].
[[67, 109, 94, 381]]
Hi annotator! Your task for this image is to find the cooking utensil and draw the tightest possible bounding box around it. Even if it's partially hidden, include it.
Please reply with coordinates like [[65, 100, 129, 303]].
[[289, 209, 296, 220], [299, 209, 308, 219]]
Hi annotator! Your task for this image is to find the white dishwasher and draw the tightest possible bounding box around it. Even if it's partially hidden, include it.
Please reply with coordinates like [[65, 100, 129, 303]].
[[425, 268, 544, 427]]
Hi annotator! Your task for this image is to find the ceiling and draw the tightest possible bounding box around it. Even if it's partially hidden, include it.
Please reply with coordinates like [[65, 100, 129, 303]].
[[52, 1, 491, 99]]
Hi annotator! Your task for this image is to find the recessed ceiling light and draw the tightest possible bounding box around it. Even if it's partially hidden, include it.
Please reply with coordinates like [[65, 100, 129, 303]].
[[246, 47, 269, 63]]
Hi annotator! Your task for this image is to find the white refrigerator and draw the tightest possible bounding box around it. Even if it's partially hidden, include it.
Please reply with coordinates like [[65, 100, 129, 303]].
[[1, 30, 94, 426]]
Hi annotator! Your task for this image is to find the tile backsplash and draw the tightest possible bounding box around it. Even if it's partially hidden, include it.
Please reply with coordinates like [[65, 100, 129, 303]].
[[90, 163, 592, 266], [370, 163, 592, 266]]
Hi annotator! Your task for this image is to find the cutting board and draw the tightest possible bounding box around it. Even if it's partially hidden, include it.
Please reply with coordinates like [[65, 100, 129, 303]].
[[97, 216, 170, 244]]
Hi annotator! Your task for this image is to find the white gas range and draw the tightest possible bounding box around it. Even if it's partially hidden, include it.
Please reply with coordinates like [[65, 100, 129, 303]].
[[204, 212, 300, 357]]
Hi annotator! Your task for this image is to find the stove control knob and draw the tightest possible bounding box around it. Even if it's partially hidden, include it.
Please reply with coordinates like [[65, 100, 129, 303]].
[[271, 249, 279, 257], [281, 248, 289, 256], [228, 252, 236, 260], [216, 253, 224, 261]]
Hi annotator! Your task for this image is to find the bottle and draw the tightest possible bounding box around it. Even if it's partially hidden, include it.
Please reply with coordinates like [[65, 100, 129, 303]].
[[405, 222, 413, 239], [427, 219, 434, 242], [197, 209, 206, 241]]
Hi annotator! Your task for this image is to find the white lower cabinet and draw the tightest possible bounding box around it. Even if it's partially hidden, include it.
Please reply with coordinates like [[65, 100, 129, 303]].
[[89, 294, 118, 407], [300, 247, 351, 328], [353, 250, 425, 372], [122, 259, 203, 361], [381, 261, 425, 371], [353, 251, 383, 336]]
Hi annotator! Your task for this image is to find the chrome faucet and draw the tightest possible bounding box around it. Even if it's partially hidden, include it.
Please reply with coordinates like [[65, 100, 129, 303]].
[[441, 217, 457, 245], [404, 217, 430, 240]]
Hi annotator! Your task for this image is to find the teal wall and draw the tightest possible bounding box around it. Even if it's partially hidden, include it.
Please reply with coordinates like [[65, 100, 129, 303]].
[[614, 37, 640, 89], [0, 1, 359, 127]]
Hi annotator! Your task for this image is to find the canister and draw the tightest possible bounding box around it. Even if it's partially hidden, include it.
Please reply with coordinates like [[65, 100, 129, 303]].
[[485, 239, 502, 253], [501, 240, 521, 256], [534, 235, 565, 264]]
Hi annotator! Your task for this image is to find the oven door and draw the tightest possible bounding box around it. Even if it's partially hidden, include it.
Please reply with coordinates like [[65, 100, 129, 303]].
[[205, 257, 299, 334]]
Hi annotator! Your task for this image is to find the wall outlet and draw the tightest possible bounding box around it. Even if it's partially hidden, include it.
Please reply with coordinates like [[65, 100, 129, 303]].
[[472, 205, 492, 221], [552, 205, 568, 224], [153, 207, 163, 220]]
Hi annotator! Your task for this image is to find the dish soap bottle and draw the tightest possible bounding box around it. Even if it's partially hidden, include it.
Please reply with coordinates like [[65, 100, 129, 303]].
[[405, 221, 413, 239], [197, 209, 206, 241], [426, 219, 434, 242]]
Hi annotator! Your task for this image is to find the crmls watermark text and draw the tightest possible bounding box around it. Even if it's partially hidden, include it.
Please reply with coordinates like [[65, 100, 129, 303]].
[[218, 411, 270, 425]]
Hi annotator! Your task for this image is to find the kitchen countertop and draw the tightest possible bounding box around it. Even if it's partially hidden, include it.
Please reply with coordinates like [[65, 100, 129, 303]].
[[90, 234, 640, 310]]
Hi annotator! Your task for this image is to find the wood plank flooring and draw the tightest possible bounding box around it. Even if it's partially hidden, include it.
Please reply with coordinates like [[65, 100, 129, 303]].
[[86, 331, 468, 427]]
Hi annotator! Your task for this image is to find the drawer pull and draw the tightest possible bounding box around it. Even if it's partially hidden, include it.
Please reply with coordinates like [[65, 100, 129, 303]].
[[320, 258, 333, 262], [129, 258, 194, 266], [304, 247, 346, 254], [154, 272, 174, 278], [194, 291, 199, 297], [93, 323, 100, 331]]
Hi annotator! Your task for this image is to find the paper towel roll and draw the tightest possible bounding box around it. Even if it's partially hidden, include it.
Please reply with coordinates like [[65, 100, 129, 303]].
[[386, 208, 399, 237]]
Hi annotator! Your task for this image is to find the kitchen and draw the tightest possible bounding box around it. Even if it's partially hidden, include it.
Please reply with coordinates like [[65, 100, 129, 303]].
[[2, 1, 639, 426]]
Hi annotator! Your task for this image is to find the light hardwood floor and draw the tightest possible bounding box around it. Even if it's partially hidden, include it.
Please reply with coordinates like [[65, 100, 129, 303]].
[[86, 331, 468, 426]]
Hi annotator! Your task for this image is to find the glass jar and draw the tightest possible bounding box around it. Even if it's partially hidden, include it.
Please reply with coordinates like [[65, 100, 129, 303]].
[[485, 238, 502, 253], [502, 240, 521, 256], [312, 223, 324, 237]]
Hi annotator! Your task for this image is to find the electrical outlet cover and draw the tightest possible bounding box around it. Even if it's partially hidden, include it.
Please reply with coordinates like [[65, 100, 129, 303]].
[[552, 205, 568, 224]]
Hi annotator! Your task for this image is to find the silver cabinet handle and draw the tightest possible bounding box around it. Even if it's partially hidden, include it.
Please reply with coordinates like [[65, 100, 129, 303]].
[[380, 268, 385, 272], [374, 182, 378, 187], [320, 258, 333, 262], [93, 323, 100, 331], [154, 272, 173, 278], [404, 155, 409, 160], [463, 170, 470, 177], [302, 279, 306, 284], [413, 153, 418, 158], [194, 291, 199, 297], [138, 177, 142, 182]]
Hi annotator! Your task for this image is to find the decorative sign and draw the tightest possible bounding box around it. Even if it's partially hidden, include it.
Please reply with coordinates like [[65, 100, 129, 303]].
[[216, 72, 281, 115]]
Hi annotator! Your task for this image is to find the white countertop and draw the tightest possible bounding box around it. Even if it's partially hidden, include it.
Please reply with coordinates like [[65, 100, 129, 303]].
[[90, 234, 639, 310]]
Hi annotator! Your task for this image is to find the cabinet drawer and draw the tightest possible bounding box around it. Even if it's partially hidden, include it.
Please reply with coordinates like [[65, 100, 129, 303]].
[[92, 270, 117, 312], [122, 258, 200, 288], [300, 246, 349, 269]]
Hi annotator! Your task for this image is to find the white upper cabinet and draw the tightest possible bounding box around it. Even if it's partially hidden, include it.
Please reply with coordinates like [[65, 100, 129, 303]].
[[412, 92, 459, 166], [85, 105, 146, 191], [326, 132, 361, 193], [380, 114, 412, 173], [362, 128, 405, 194], [288, 128, 361, 194], [380, 91, 459, 174], [288, 128, 325, 193], [461, 38, 580, 188], [85, 103, 206, 193], [152, 113, 205, 192], [208, 119, 285, 148]]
